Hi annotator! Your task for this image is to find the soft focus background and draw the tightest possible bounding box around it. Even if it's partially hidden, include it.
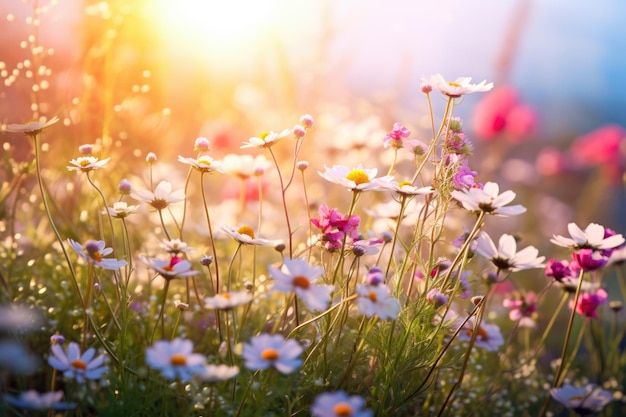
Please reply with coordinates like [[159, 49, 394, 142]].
[[1, 0, 625, 232]]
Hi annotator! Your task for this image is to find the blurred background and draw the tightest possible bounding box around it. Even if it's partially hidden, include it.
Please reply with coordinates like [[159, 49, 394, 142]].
[[1, 0, 625, 236]]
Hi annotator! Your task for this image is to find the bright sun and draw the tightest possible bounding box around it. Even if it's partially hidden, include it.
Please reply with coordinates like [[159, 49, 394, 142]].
[[152, 0, 282, 56]]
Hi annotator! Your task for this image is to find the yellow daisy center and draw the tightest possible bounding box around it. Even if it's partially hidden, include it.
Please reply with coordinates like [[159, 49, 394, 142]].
[[79, 158, 92, 167], [237, 226, 256, 239], [333, 403, 354, 416], [447, 81, 462, 87], [368, 291, 378, 302], [345, 169, 369, 185], [170, 354, 187, 366], [197, 156, 212, 166], [398, 181, 412, 188], [292, 276, 310, 289], [258, 132, 270, 141], [261, 348, 279, 361], [71, 359, 87, 370]]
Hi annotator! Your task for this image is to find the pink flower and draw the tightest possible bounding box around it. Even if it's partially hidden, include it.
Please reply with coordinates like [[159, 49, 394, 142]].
[[383, 122, 411, 149], [472, 85, 518, 140], [544, 258, 581, 281], [503, 292, 537, 327], [536, 147, 569, 176], [311, 204, 360, 251], [573, 249, 609, 272], [570, 288, 608, 318], [570, 124, 625, 183], [505, 104, 538, 142]]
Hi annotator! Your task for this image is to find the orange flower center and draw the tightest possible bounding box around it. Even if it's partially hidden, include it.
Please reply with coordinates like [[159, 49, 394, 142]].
[[466, 326, 489, 341], [79, 158, 91, 167], [292, 276, 310, 289], [170, 354, 187, 366], [261, 348, 279, 361], [333, 403, 354, 416], [368, 291, 378, 302], [237, 226, 255, 239], [345, 169, 369, 185], [71, 359, 87, 370], [151, 198, 169, 210], [220, 293, 232, 299]]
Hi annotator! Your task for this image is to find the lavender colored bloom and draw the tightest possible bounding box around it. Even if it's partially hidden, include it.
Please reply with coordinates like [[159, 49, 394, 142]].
[[453, 162, 478, 189], [544, 258, 581, 281]]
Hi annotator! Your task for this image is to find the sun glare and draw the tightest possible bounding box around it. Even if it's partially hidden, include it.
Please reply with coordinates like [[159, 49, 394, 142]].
[[153, 0, 282, 56]]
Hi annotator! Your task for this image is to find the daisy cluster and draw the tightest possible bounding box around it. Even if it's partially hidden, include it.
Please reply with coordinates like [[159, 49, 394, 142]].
[[3, 73, 626, 417]]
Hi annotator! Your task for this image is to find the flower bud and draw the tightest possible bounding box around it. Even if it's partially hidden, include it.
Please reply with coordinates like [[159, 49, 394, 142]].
[[194, 137, 210, 152], [299, 114, 314, 128], [274, 242, 286, 253], [118, 178, 132, 195], [146, 152, 157, 164], [296, 160, 309, 171], [50, 333, 65, 345], [79, 144, 93, 155], [293, 124, 306, 138], [471, 295, 484, 306], [200, 255, 213, 267]]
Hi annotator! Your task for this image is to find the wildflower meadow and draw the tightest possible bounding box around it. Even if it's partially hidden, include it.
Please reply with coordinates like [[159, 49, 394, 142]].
[[1, 1, 626, 416]]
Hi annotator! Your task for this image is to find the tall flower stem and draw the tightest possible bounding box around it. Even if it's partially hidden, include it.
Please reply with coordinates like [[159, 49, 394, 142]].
[[200, 172, 220, 291], [268, 148, 294, 257], [151, 279, 170, 344]]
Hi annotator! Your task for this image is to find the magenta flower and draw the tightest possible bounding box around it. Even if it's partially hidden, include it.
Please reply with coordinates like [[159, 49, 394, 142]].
[[570, 288, 608, 318], [452, 161, 477, 189], [383, 122, 411, 149], [544, 258, 581, 281], [311, 204, 360, 251], [573, 249, 609, 272], [503, 292, 537, 328]]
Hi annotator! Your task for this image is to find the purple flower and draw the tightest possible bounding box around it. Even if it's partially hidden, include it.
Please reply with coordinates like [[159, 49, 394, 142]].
[[573, 249, 609, 272], [383, 122, 411, 149], [544, 258, 581, 281], [242, 334, 303, 374], [453, 162, 478, 189]]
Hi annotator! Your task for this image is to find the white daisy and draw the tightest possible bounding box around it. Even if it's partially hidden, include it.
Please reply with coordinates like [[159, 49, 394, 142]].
[[48, 342, 107, 383], [318, 164, 394, 192], [424, 74, 493, 98], [102, 201, 139, 219], [269, 258, 334, 311], [3, 390, 75, 410], [139, 256, 200, 280], [475, 232, 545, 272], [356, 284, 401, 320], [131, 181, 185, 210], [241, 333, 303, 374], [450, 181, 526, 216], [194, 364, 240, 382], [177, 154, 224, 173], [67, 156, 111, 172], [380, 180, 435, 197], [311, 391, 373, 417], [68, 239, 127, 270], [5, 116, 59, 135], [240, 129, 292, 149], [550, 222, 625, 251], [550, 384, 614, 414], [456, 319, 504, 351], [222, 154, 272, 179], [204, 291, 252, 310], [221, 225, 275, 246], [146, 338, 206, 381], [159, 239, 194, 254]]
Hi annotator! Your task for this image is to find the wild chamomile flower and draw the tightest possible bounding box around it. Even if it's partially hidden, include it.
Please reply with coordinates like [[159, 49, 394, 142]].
[[68, 239, 127, 270], [146, 338, 206, 381], [67, 156, 111, 172], [450, 181, 526, 216], [3, 390, 75, 411], [318, 164, 394, 192], [424, 74, 493, 98], [195, 364, 240, 382], [380, 180, 435, 197], [269, 258, 334, 311], [5, 116, 59, 136], [221, 225, 275, 246], [240, 129, 292, 149], [475, 232, 545, 272], [177, 154, 224, 173], [131, 180, 185, 210], [139, 256, 199, 280], [550, 222, 625, 251], [48, 342, 107, 383], [204, 291, 252, 310], [311, 391, 374, 417], [456, 319, 504, 351], [159, 238, 193, 254], [241, 333, 303, 374], [356, 284, 401, 320], [550, 384, 614, 414], [102, 201, 139, 219]]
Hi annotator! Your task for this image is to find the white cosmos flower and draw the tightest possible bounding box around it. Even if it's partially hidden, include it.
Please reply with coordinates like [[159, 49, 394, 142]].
[[550, 222, 625, 251], [424, 74, 493, 98], [204, 291, 252, 310], [5, 116, 59, 135], [68, 239, 127, 270], [195, 364, 239, 382], [456, 319, 504, 351], [475, 232, 545, 272], [177, 154, 224, 173], [550, 384, 614, 414], [269, 258, 333, 311], [318, 164, 394, 192], [356, 284, 401, 320], [102, 201, 139, 219], [240, 129, 292, 149], [221, 225, 275, 246], [146, 338, 206, 381], [67, 156, 111, 172], [159, 238, 193, 254], [48, 342, 107, 383], [131, 181, 185, 210], [380, 180, 435, 197], [139, 256, 200, 280], [450, 181, 526, 216], [222, 154, 272, 179], [241, 333, 303, 374]]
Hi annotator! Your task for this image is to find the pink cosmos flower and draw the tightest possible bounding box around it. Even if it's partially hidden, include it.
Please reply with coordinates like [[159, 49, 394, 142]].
[[570, 124, 625, 183], [383, 122, 411, 149], [573, 249, 609, 272], [503, 292, 537, 328], [570, 288, 608, 318], [472, 85, 518, 140]]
